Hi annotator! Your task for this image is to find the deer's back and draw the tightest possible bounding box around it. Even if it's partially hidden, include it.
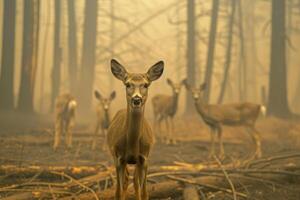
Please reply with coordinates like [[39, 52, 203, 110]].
[[107, 109, 155, 157], [152, 94, 173, 115], [55, 94, 75, 120]]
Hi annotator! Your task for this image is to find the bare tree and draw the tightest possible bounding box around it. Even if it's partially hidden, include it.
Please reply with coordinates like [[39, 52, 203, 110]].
[[0, 0, 16, 111], [67, 0, 78, 94], [17, 0, 39, 113], [203, 0, 220, 103], [79, 0, 98, 112], [51, 0, 62, 110], [267, 0, 290, 117], [218, 0, 236, 104], [185, 0, 196, 113]]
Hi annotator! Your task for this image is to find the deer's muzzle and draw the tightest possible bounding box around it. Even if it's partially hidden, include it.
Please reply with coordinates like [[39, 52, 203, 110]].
[[132, 97, 142, 107]]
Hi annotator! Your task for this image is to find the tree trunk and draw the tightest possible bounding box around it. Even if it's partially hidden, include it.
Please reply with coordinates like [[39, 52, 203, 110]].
[[185, 0, 196, 113], [79, 0, 98, 112], [0, 0, 16, 111], [203, 0, 220, 103], [17, 0, 37, 113], [67, 0, 78, 95], [217, 0, 236, 104], [51, 0, 62, 110], [267, 0, 290, 117]]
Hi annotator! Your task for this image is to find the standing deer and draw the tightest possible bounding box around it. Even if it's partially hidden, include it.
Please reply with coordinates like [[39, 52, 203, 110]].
[[107, 59, 164, 200], [53, 93, 77, 150], [92, 90, 116, 150], [152, 78, 186, 144], [184, 81, 266, 159]]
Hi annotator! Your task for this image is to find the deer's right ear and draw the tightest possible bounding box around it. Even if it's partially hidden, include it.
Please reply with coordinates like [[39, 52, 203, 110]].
[[110, 91, 116, 100], [111, 59, 128, 82], [183, 80, 190, 90], [94, 90, 102, 100], [147, 61, 164, 82]]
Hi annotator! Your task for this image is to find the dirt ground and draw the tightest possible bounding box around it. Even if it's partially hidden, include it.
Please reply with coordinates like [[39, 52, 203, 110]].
[[0, 115, 300, 199]]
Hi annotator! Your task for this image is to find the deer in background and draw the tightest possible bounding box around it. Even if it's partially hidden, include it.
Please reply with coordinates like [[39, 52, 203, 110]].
[[92, 90, 116, 150], [152, 78, 186, 144], [53, 93, 77, 150], [184, 81, 266, 159], [107, 59, 164, 200]]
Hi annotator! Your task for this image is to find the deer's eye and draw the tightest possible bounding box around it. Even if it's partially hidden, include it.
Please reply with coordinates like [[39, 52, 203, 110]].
[[143, 84, 149, 88], [125, 83, 131, 88]]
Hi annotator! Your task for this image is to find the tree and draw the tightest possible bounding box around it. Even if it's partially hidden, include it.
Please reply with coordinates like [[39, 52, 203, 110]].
[[267, 0, 290, 117], [51, 0, 62, 110], [217, 0, 236, 104], [67, 0, 78, 95], [17, 0, 39, 113], [185, 0, 196, 113], [0, 0, 16, 111], [203, 0, 220, 103], [79, 0, 98, 112]]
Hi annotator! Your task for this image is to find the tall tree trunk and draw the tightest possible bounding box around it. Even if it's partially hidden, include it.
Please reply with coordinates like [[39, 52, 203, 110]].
[[267, 0, 290, 117], [17, 0, 37, 113], [67, 0, 78, 95], [203, 0, 220, 103], [109, 0, 115, 90], [217, 0, 236, 104], [51, 0, 61, 110], [185, 0, 196, 113], [0, 0, 16, 111], [79, 0, 98, 112]]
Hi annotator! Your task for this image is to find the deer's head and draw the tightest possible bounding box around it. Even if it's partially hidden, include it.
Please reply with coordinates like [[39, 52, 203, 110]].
[[111, 59, 164, 110], [94, 90, 116, 111], [166, 78, 187, 95], [183, 81, 206, 101]]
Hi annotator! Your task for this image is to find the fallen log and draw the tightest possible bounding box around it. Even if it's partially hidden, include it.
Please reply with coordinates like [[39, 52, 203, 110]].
[[183, 185, 200, 200]]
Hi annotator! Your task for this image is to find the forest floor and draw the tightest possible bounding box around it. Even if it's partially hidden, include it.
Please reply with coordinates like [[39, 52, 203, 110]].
[[0, 115, 300, 199]]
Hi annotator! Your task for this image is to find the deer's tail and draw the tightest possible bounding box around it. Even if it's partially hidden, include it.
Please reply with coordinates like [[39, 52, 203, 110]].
[[260, 105, 267, 117], [68, 100, 77, 111]]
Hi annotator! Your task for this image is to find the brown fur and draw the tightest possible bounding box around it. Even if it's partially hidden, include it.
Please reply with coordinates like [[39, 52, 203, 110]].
[[107, 59, 163, 200], [184, 82, 263, 158], [53, 93, 77, 150]]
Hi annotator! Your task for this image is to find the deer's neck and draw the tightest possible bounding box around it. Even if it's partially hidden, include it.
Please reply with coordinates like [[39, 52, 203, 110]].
[[170, 92, 179, 115], [126, 105, 144, 157], [103, 109, 110, 128], [195, 97, 208, 117]]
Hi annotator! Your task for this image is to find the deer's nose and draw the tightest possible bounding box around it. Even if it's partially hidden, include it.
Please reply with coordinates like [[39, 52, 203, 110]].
[[132, 96, 142, 106]]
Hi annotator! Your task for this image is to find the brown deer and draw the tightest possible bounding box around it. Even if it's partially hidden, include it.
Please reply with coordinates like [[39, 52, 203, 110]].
[[53, 93, 77, 150], [107, 59, 164, 200], [151, 78, 186, 144], [184, 81, 266, 159], [92, 90, 116, 150]]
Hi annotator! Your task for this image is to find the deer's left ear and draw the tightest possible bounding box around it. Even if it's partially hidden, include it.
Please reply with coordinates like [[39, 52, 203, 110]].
[[111, 59, 128, 82], [200, 83, 207, 91], [110, 91, 116, 100], [182, 80, 191, 91], [147, 61, 164, 82], [181, 78, 187, 85], [94, 90, 102, 100]]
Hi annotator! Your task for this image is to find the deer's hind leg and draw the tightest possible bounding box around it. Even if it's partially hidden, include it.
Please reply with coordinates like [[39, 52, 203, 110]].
[[65, 118, 73, 149], [169, 117, 177, 145], [208, 126, 216, 158], [216, 125, 225, 159], [246, 126, 262, 158], [53, 117, 63, 150]]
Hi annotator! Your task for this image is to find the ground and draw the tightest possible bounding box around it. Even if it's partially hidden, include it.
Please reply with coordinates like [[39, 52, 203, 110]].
[[0, 115, 300, 199]]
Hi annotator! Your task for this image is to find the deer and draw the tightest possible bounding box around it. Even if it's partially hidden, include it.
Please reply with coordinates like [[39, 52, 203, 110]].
[[151, 78, 186, 144], [107, 59, 164, 200], [92, 90, 116, 150], [53, 93, 77, 150], [184, 81, 266, 159]]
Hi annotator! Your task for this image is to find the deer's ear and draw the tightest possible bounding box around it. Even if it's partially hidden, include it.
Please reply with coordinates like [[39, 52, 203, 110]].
[[182, 79, 190, 90], [111, 59, 128, 82], [200, 83, 207, 91], [94, 90, 102, 100], [110, 91, 116, 100], [181, 78, 187, 85], [147, 61, 164, 82], [166, 78, 173, 86]]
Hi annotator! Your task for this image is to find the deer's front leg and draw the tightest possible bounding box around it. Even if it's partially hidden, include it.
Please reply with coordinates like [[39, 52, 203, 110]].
[[115, 157, 127, 200], [102, 128, 108, 150], [53, 117, 63, 150], [164, 117, 170, 144], [216, 126, 224, 159], [209, 126, 216, 158], [169, 117, 177, 145], [92, 122, 100, 150], [247, 126, 262, 158], [134, 156, 148, 200]]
